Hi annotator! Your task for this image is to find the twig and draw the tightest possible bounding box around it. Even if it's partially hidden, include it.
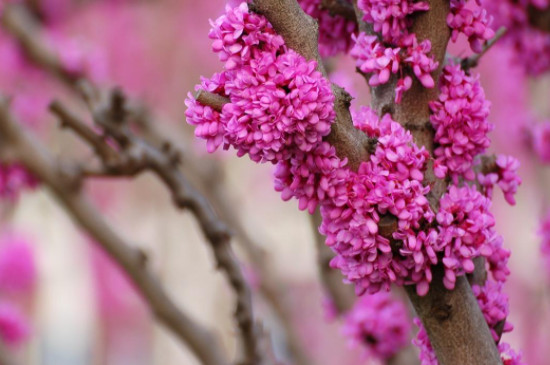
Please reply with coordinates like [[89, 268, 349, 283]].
[[461, 27, 507, 71], [2, 5, 310, 363], [0, 4, 83, 86], [0, 99, 229, 365], [50, 96, 264, 365]]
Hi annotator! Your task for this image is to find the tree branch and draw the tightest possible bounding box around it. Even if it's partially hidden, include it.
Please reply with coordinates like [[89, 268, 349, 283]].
[[0, 99, 229, 365], [351, 0, 502, 363], [50, 94, 265, 365], [2, 6, 309, 362]]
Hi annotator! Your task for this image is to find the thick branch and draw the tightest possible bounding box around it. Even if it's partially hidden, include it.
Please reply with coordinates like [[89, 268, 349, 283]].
[[0, 100, 229, 365], [354, 1, 501, 363]]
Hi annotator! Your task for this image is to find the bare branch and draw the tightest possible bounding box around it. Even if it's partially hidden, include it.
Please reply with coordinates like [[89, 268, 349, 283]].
[[0, 99, 229, 365], [50, 97, 264, 365], [0, 4, 83, 86]]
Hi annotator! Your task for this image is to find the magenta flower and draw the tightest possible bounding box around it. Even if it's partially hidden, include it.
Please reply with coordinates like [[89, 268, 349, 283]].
[[448, 0, 495, 53], [0, 302, 30, 346], [436, 185, 495, 290], [0, 163, 38, 201], [478, 154, 521, 205], [342, 292, 411, 360], [430, 64, 492, 181], [187, 3, 335, 163], [298, 0, 357, 57], [357, 0, 429, 42], [0, 233, 36, 294], [483, 0, 550, 74]]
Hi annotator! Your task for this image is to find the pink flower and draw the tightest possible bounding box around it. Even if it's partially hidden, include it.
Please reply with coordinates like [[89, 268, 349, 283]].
[[350, 32, 437, 102], [298, 0, 357, 57], [530, 122, 550, 163], [478, 155, 521, 205], [435, 185, 495, 290], [472, 280, 513, 342], [0, 163, 38, 201], [448, 0, 495, 53], [322, 108, 435, 295], [186, 4, 335, 163], [0, 302, 30, 346], [539, 211, 550, 278], [0, 233, 36, 294], [430, 64, 493, 181], [357, 0, 429, 42], [484, 0, 550, 75], [342, 292, 411, 360], [350, 33, 401, 86]]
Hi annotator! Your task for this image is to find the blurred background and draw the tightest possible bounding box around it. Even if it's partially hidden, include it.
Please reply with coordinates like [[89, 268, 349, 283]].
[[1, 0, 550, 364]]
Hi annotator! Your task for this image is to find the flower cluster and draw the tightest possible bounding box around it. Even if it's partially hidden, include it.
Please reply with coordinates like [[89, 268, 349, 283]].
[[0, 303, 30, 346], [351, 1, 437, 102], [472, 280, 513, 342], [539, 211, 550, 279], [435, 185, 494, 289], [478, 155, 522, 205], [297, 0, 357, 57], [483, 0, 550, 75], [357, 0, 429, 42], [429, 64, 492, 181], [342, 292, 411, 360], [322, 108, 435, 295], [448, 0, 495, 53], [0, 232, 36, 347], [0, 163, 38, 201], [186, 3, 335, 164], [529, 121, 550, 163]]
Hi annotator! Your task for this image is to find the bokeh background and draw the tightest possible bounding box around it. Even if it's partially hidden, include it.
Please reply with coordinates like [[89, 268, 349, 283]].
[[1, 0, 550, 364]]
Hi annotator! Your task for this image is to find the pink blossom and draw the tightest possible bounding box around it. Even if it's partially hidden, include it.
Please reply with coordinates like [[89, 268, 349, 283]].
[[530, 122, 550, 163], [0, 302, 30, 346], [499, 342, 526, 365], [478, 155, 521, 205], [539, 211, 550, 278], [435, 185, 495, 290], [413, 318, 438, 365], [0, 234, 36, 294], [342, 292, 411, 360], [357, 0, 429, 42], [350, 33, 401, 86], [430, 64, 492, 181], [322, 108, 435, 295], [187, 4, 335, 163], [274, 142, 349, 214], [472, 280, 513, 342], [0, 163, 38, 201], [298, 0, 357, 57], [448, 0, 495, 53], [483, 0, 550, 75], [350, 32, 437, 102]]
